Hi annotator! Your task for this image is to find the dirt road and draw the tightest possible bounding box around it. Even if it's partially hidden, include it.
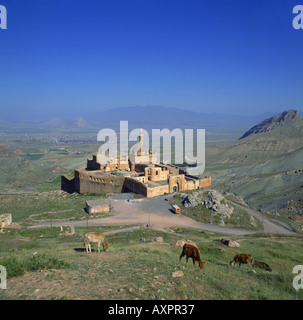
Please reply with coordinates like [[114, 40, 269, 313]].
[[33, 194, 295, 236], [229, 200, 295, 235]]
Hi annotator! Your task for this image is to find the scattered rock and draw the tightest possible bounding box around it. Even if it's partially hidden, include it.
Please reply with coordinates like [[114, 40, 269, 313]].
[[152, 237, 163, 243], [221, 239, 240, 247], [172, 271, 184, 278], [69, 225, 75, 235], [140, 238, 147, 242], [60, 225, 75, 237], [172, 239, 198, 248]]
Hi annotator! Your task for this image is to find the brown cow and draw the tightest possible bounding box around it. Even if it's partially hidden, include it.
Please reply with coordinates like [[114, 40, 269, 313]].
[[254, 260, 272, 272], [179, 244, 206, 270], [230, 253, 254, 268]]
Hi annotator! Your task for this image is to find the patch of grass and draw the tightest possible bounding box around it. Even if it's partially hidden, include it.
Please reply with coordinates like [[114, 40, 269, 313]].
[[0, 254, 68, 279], [0, 226, 303, 300], [19, 153, 45, 161], [61, 170, 75, 180], [0, 192, 110, 224]]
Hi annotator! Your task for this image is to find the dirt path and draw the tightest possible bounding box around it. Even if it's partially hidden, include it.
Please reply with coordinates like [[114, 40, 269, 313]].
[[32, 194, 294, 236], [229, 200, 295, 235]]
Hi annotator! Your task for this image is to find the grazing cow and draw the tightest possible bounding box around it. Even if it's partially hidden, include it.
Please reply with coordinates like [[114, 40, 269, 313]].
[[254, 260, 272, 272], [84, 232, 110, 253], [179, 244, 206, 270], [230, 253, 254, 268]]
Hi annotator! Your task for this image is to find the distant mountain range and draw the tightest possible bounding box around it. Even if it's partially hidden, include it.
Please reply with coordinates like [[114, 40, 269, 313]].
[[0, 105, 279, 132], [41, 117, 90, 129], [85, 106, 276, 131]]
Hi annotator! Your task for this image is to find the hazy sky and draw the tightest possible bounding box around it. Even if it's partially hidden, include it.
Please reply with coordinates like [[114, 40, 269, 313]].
[[1, 0, 303, 120]]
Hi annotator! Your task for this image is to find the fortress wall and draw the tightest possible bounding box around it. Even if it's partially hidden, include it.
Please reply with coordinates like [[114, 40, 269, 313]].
[[134, 163, 148, 173], [75, 170, 125, 194], [149, 167, 169, 182], [146, 185, 169, 198], [105, 163, 117, 171], [61, 175, 75, 193], [134, 176, 147, 183], [117, 163, 129, 170], [87, 158, 101, 171], [199, 177, 211, 189], [124, 177, 148, 196], [155, 163, 180, 175], [184, 180, 196, 191]]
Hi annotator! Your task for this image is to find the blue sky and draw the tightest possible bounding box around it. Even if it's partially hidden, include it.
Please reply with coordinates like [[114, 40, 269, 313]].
[[0, 0, 303, 120]]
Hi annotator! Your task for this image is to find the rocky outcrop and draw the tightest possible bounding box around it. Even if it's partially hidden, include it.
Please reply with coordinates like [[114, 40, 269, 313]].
[[181, 190, 234, 219], [279, 199, 303, 217]]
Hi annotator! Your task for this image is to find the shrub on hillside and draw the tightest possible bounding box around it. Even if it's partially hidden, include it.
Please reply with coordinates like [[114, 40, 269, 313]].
[[0, 254, 68, 278]]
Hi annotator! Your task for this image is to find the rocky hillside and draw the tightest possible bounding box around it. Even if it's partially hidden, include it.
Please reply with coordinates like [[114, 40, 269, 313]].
[[205, 109, 303, 212], [206, 109, 303, 165], [279, 199, 303, 218], [239, 110, 302, 140]]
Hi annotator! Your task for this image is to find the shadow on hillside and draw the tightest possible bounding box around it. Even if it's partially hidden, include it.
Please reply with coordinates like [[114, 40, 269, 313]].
[[207, 260, 229, 268], [169, 208, 181, 214], [73, 247, 97, 253]]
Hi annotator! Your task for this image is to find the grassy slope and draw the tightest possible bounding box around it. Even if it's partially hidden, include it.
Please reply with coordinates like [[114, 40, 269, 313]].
[[0, 192, 110, 224], [0, 226, 302, 300]]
